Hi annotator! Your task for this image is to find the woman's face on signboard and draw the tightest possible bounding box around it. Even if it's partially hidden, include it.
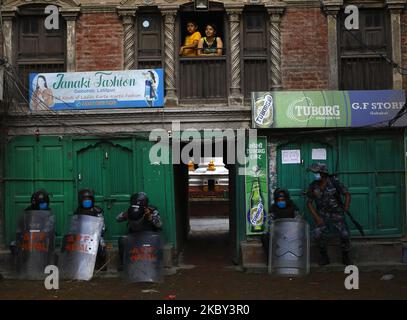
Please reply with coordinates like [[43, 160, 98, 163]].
[[37, 77, 46, 89]]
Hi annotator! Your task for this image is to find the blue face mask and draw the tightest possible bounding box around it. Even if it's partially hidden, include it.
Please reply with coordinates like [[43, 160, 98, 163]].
[[277, 201, 286, 209], [39, 202, 48, 210], [314, 173, 321, 181], [82, 199, 93, 209]]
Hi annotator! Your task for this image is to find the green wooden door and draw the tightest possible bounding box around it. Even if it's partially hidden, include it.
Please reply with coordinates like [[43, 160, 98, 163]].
[[4, 136, 177, 249], [276, 133, 404, 237], [339, 133, 404, 236], [74, 140, 133, 241], [5, 136, 74, 244], [277, 140, 335, 225], [138, 140, 176, 246]]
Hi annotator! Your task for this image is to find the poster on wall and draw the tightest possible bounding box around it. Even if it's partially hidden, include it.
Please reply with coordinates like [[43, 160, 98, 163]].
[[252, 90, 406, 128], [281, 149, 301, 164], [29, 69, 164, 110], [245, 136, 269, 236], [312, 148, 327, 160]]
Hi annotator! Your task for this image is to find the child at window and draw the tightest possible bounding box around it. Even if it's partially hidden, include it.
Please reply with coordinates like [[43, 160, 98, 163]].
[[197, 24, 223, 56], [179, 21, 201, 56]]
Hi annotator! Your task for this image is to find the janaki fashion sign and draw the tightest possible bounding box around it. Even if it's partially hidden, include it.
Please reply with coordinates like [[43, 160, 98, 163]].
[[29, 69, 164, 110], [252, 90, 406, 128]]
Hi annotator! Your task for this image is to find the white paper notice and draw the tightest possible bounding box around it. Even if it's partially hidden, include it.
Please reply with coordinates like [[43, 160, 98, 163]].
[[311, 148, 327, 160], [281, 150, 301, 164]]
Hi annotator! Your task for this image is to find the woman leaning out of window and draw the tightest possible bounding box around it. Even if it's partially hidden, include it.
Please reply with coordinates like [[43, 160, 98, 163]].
[[197, 24, 223, 56]]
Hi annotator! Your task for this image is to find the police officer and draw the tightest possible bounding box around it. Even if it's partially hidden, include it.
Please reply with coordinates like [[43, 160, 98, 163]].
[[116, 192, 162, 271], [10, 189, 51, 255], [262, 188, 300, 257], [306, 163, 352, 266], [74, 189, 108, 270], [26, 189, 50, 210]]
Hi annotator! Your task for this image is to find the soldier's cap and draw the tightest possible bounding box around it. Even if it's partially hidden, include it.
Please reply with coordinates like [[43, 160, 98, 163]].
[[308, 162, 329, 174]]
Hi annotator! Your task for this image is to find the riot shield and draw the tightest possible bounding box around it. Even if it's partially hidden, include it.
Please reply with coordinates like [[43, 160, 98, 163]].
[[268, 218, 310, 277], [123, 231, 163, 283], [59, 214, 103, 281], [15, 210, 55, 280]]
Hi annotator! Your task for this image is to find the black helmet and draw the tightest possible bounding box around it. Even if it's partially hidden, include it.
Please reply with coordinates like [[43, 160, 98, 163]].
[[273, 188, 290, 201], [130, 192, 148, 207], [78, 188, 95, 203], [31, 189, 50, 209]]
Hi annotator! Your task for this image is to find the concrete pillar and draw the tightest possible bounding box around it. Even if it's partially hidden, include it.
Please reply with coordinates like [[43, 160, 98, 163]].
[[226, 6, 243, 105], [61, 9, 80, 72], [1, 10, 16, 66], [161, 9, 178, 107], [322, 1, 342, 90], [267, 3, 285, 91], [118, 8, 136, 70], [387, 0, 405, 89]]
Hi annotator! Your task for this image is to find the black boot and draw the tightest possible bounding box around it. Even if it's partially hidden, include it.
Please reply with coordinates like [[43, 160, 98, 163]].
[[340, 237, 353, 265], [342, 251, 353, 265], [117, 236, 125, 272], [319, 250, 330, 266]]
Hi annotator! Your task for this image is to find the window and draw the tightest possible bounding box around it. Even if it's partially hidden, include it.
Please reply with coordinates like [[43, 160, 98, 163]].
[[242, 7, 269, 99], [338, 9, 392, 90], [16, 6, 66, 101], [136, 8, 163, 69], [178, 2, 227, 102], [179, 12, 225, 57]]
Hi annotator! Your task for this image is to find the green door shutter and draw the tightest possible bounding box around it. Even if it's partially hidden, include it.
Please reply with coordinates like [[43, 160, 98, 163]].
[[5, 136, 74, 244], [104, 142, 133, 240], [74, 140, 133, 241], [339, 135, 374, 234], [139, 140, 176, 247], [276, 141, 334, 225], [339, 133, 404, 236]]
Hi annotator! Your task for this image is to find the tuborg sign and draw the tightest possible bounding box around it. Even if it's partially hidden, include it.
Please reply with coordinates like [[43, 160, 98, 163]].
[[252, 90, 406, 128]]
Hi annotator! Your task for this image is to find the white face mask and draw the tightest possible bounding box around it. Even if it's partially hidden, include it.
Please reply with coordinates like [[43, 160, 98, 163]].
[[314, 173, 321, 181]]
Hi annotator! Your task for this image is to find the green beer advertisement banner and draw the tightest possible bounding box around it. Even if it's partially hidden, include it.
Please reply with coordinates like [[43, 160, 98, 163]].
[[252, 90, 406, 128], [245, 136, 269, 235]]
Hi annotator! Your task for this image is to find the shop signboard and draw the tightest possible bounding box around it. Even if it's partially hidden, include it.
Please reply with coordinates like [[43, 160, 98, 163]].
[[29, 69, 164, 110], [245, 136, 269, 235], [252, 90, 406, 128]]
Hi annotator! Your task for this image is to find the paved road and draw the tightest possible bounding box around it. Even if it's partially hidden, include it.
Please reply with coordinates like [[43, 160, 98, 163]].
[[1, 218, 406, 300]]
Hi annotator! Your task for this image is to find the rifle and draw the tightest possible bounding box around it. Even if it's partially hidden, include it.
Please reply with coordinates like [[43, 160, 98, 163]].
[[343, 209, 365, 236], [330, 175, 365, 237]]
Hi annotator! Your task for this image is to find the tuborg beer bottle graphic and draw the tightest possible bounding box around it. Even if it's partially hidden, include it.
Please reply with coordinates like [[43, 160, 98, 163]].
[[248, 177, 266, 233]]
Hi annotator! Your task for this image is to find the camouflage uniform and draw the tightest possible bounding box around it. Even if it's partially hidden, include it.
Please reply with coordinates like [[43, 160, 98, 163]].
[[306, 176, 351, 253]]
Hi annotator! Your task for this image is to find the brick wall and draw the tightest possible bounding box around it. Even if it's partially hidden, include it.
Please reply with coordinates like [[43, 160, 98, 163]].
[[281, 8, 329, 90], [76, 12, 123, 71]]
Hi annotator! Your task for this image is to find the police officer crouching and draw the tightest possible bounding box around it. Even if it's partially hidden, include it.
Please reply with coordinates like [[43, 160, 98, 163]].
[[116, 192, 162, 271], [10, 189, 51, 255], [74, 189, 108, 271], [27, 189, 50, 211], [11, 189, 56, 280], [262, 188, 300, 256]]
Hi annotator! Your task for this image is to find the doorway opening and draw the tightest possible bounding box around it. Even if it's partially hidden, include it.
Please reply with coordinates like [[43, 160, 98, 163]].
[[174, 141, 236, 267]]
